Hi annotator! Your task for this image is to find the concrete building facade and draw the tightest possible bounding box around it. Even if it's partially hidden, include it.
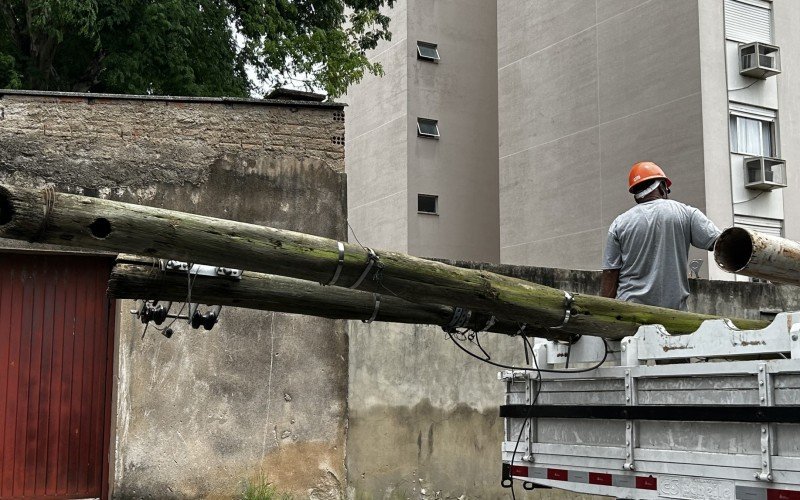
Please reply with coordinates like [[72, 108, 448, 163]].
[[344, 0, 500, 262], [346, 0, 800, 280], [499, 0, 800, 279]]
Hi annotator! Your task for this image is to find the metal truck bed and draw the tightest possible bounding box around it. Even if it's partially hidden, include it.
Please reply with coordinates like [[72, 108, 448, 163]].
[[500, 312, 800, 499]]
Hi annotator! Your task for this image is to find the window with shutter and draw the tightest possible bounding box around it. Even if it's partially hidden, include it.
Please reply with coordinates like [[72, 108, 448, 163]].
[[734, 215, 783, 238], [724, 0, 773, 44]]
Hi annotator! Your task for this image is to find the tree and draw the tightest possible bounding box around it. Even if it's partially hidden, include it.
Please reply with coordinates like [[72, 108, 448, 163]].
[[0, 0, 393, 97]]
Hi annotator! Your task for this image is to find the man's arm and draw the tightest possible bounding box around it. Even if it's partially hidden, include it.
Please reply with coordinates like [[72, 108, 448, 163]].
[[690, 209, 722, 250], [600, 269, 620, 299]]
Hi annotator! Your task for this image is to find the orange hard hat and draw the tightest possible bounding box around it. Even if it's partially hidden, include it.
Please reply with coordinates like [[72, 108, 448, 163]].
[[628, 161, 672, 193]]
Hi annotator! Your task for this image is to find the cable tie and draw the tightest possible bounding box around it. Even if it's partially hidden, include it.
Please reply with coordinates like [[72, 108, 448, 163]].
[[362, 293, 381, 324], [323, 241, 346, 286], [443, 307, 471, 332], [350, 248, 379, 289], [516, 323, 528, 337], [549, 291, 574, 330]]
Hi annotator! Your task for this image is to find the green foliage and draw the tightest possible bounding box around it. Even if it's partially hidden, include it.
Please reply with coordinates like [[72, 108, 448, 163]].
[[0, 0, 393, 97], [241, 473, 294, 500]]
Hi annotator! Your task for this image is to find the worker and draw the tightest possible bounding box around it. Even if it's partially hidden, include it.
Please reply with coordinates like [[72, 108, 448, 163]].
[[600, 161, 721, 310]]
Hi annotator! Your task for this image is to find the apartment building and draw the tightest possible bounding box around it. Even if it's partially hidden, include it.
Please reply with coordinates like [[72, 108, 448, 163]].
[[345, 0, 800, 280], [343, 0, 500, 262]]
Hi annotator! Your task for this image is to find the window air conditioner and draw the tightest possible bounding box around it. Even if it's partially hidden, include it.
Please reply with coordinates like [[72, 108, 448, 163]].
[[744, 156, 787, 190], [739, 42, 781, 79]]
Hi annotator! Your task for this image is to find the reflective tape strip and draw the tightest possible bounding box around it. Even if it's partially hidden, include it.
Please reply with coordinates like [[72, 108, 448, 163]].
[[509, 465, 528, 477], [613, 474, 635, 488], [767, 488, 800, 500], [589, 472, 612, 486], [508, 464, 800, 498], [738, 486, 767, 500], [510, 466, 656, 490], [636, 476, 658, 491], [569, 471, 589, 484]]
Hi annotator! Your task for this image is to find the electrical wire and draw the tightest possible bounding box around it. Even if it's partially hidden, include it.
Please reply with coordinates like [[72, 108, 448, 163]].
[[141, 263, 201, 338], [728, 79, 760, 92], [510, 334, 542, 500], [733, 190, 766, 204], [446, 329, 609, 374], [447, 329, 609, 498]]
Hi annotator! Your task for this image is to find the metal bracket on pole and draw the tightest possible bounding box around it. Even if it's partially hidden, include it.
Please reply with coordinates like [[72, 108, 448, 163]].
[[623, 369, 637, 471], [161, 259, 243, 279], [756, 363, 774, 482]]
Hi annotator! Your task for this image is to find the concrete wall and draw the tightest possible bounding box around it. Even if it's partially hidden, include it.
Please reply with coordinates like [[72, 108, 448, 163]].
[[498, 0, 709, 273], [0, 90, 348, 499]]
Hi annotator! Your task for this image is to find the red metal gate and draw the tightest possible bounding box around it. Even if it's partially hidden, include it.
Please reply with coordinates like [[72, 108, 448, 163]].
[[0, 253, 115, 499]]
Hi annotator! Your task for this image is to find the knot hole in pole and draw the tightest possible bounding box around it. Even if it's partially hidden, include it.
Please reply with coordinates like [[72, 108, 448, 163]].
[[89, 217, 112, 239]]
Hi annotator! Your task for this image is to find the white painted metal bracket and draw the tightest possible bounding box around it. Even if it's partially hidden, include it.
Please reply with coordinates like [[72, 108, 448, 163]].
[[160, 259, 243, 279]]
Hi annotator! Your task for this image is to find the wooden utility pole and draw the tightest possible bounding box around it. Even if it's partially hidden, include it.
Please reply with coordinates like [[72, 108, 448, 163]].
[[0, 184, 768, 339], [109, 255, 570, 340]]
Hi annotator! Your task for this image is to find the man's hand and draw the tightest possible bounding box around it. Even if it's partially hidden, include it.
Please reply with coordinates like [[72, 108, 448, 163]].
[[600, 269, 620, 299]]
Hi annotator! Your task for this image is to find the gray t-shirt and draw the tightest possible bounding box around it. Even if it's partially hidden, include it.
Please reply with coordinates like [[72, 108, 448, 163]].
[[602, 199, 721, 310]]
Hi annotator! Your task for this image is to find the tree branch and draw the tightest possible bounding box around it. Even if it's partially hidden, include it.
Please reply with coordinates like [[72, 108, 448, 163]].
[[0, 1, 25, 49]]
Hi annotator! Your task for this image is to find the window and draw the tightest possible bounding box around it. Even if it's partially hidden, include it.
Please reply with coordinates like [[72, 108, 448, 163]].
[[729, 105, 777, 157], [417, 194, 438, 214], [734, 214, 783, 238], [417, 41, 440, 62], [725, 0, 772, 44], [417, 118, 440, 139]]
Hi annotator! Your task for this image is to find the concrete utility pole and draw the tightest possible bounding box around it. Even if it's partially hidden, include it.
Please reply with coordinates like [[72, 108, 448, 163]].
[[0, 184, 768, 339]]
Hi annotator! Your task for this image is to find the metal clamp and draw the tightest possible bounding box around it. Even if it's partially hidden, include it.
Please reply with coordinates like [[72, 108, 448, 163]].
[[350, 248, 379, 289], [161, 260, 242, 279], [549, 291, 574, 330], [324, 241, 346, 286], [362, 293, 382, 324]]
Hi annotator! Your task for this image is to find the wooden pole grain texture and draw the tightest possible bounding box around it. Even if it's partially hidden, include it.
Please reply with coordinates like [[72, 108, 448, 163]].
[[0, 184, 769, 339], [108, 255, 571, 340]]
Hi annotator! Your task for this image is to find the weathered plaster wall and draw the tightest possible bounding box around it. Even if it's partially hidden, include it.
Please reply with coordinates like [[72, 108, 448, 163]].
[[0, 90, 348, 499], [348, 260, 800, 500]]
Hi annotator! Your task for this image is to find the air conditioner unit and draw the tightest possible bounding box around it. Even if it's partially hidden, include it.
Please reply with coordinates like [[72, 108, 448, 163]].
[[739, 42, 781, 79], [744, 156, 786, 190]]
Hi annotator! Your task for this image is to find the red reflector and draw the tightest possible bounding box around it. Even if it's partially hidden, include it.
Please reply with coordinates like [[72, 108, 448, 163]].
[[768, 489, 800, 500], [636, 476, 657, 490], [547, 468, 568, 481], [509, 465, 528, 477], [589, 472, 613, 486]]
